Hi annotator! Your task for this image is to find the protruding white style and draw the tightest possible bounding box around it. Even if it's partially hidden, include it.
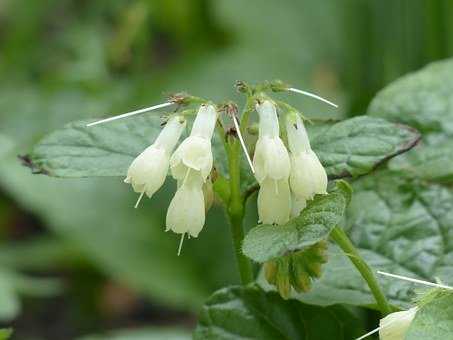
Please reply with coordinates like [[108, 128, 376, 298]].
[[286, 112, 327, 207], [166, 105, 218, 239], [379, 307, 418, 340], [231, 113, 255, 173], [170, 104, 217, 181], [124, 116, 186, 204], [166, 169, 205, 238], [253, 100, 291, 225], [354, 307, 418, 340], [377, 271, 453, 290], [87, 102, 173, 127], [288, 88, 338, 108]]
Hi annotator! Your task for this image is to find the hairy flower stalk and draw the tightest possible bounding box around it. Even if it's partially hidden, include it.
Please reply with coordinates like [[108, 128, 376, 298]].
[[166, 104, 217, 245], [286, 111, 327, 215], [253, 100, 291, 225], [124, 116, 186, 207]]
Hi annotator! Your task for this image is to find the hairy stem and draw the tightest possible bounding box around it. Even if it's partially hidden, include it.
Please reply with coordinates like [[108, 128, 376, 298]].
[[226, 139, 254, 284], [330, 226, 392, 315]]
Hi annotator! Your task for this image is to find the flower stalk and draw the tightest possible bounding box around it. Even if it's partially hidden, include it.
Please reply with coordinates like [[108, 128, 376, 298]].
[[226, 136, 254, 284], [330, 226, 392, 315]]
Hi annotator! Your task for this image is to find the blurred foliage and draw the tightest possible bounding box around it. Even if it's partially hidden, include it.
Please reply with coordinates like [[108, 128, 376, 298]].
[[0, 0, 451, 338]]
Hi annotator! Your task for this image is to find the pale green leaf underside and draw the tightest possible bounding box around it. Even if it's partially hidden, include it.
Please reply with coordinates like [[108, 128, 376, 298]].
[[242, 181, 350, 263], [194, 284, 363, 340], [27, 116, 418, 181]]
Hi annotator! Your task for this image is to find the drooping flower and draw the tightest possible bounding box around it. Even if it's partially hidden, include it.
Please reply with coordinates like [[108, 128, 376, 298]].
[[253, 100, 291, 224], [379, 307, 418, 340], [286, 112, 327, 207], [124, 115, 186, 202], [169, 104, 217, 181], [166, 169, 205, 238], [166, 104, 217, 238]]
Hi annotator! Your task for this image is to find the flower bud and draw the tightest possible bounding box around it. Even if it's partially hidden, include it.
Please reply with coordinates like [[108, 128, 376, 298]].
[[166, 170, 205, 238], [257, 178, 291, 225], [170, 104, 217, 181], [379, 307, 418, 340], [286, 112, 327, 201], [124, 116, 186, 197], [253, 100, 291, 184]]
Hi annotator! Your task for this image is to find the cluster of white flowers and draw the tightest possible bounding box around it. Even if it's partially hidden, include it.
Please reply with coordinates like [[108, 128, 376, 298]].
[[125, 104, 217, 244], [253, 100, 327, 225]]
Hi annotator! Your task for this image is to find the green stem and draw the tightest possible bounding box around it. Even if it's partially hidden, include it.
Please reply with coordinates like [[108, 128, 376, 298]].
[[226, 139, 254, 284], [330, 226, 392, 315]]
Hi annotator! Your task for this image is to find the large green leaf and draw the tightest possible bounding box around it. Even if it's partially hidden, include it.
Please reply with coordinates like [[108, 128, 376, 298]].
[[242, 181, 351, 263], [285, 172, 453, 309], [406, 291, 453, 340], [194, 284, 363, 340], [27, 116, 418, 183], [368, 59, 453, 182]]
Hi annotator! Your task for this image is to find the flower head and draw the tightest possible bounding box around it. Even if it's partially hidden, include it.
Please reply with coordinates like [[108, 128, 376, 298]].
[[379, 307, 418, 340], [286, 112, 327, 205], [170, 104, 217, 181], [166, 169, 205, 238], [166, 104, 217, 238], [124, 116, 186, 199], [253, 100, 291, 225]]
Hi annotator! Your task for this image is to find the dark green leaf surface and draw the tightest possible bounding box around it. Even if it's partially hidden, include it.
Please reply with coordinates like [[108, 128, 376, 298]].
[[406, 291, 453, 340], [28, 116, 418, 181], [311, 116, 420, 178], [288, 172, 453, 309], [194, 285, 363, 340], [242, 181, 351, 263], [368, 59, 453, 182]]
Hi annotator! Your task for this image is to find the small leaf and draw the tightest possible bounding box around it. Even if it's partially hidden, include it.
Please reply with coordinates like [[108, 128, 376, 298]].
[[194, 284, 363, 340], [286, 172, 453, 309], [406, 291, 453, 340], [242, 181, 350, 263]]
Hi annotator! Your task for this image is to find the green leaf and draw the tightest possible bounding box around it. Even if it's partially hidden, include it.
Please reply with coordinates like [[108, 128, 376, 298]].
[[310, 116, 420, 178], [28, 117, 163, 177], [242, 181, 351, 263], [194, 284, 363, 340], [27, 116, 418, 181], [79, 327, 191, 340], [368, 59, 453, 182], [406, 291, 453, 340], [287, 172, 453, 309]]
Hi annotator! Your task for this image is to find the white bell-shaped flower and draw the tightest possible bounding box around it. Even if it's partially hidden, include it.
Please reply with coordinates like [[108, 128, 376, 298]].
[[253, 100, 291, 183], [170, 104, 217, 181], [379, 307, 418, 340], [286, 112, 327, 202], [124, 116, 186, 198], [257, 178, 291, 225], [166, 169, 205, 238], [253, 100, 291, 225]]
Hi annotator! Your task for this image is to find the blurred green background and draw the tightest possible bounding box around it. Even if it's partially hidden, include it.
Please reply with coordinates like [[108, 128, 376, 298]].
[[0, 0, 451, 339]]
